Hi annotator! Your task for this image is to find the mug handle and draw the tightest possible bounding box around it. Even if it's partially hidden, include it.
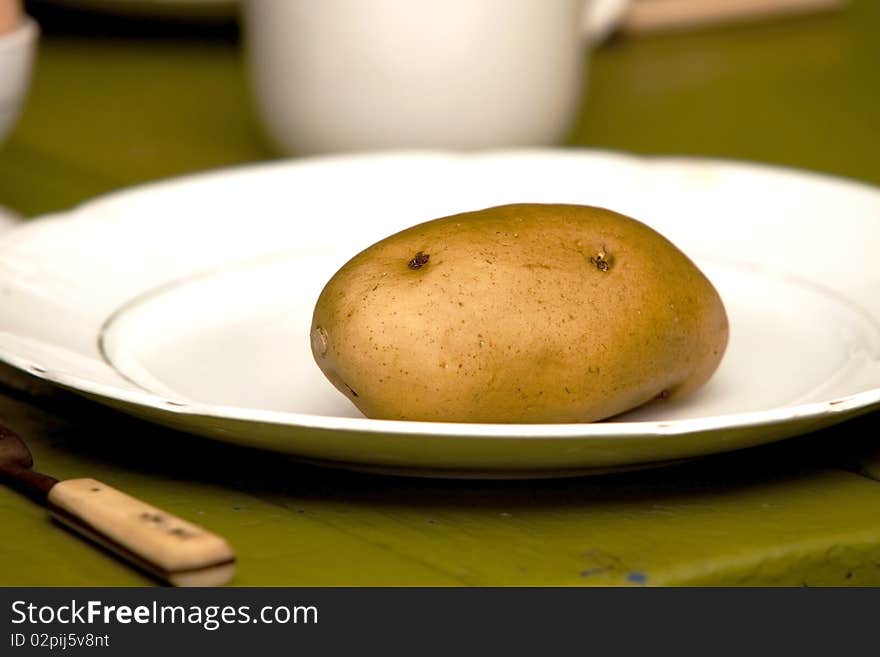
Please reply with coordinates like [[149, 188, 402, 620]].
[[582, 0, 631, 42]]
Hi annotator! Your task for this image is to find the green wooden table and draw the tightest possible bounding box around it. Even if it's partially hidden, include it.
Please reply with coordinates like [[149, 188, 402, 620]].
[[0, 1, 878, 586]]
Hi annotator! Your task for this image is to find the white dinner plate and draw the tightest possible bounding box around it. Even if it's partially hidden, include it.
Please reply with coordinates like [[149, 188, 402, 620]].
[[1, 150, 879, 478]]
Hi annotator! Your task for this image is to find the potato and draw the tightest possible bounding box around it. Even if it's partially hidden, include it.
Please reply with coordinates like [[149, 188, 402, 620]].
[[310, 203, 728, 423]]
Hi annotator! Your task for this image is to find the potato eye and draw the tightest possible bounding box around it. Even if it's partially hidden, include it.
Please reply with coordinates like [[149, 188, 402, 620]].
[[408, 251, 430, 270], [589, 253, 610, 272]]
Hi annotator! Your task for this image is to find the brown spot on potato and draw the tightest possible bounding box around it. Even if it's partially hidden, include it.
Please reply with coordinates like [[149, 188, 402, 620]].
[[589, 248, 611, 272], [408, 251, 430, 270]]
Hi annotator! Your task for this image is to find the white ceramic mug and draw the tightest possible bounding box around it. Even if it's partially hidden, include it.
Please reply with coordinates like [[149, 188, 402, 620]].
[[243, 0, 626, 155]]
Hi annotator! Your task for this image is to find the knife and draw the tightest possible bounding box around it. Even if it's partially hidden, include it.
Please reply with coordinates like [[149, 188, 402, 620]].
[[0, 423, 235, 586]]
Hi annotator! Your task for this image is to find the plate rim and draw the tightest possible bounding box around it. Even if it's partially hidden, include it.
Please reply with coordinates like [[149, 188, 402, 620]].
[[43, 147, 880, 222]]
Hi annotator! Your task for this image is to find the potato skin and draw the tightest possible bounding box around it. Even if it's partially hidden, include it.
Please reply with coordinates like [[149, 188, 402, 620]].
[[310, 204, 728, 423]]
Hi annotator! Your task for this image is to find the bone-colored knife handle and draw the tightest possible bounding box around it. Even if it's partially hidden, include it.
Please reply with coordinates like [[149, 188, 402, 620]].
[[48, 478, 235, 587]]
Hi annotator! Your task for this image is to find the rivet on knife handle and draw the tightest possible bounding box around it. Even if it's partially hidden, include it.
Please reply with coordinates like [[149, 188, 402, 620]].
[[47, 478, 236, 587]]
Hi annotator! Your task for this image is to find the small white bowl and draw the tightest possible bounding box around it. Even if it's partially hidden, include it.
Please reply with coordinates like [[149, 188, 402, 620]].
[[0, 17, 39, 145]]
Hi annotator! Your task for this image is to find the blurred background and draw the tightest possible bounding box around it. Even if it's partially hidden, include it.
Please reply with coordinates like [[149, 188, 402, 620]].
[[0, 0, 877, 218]]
